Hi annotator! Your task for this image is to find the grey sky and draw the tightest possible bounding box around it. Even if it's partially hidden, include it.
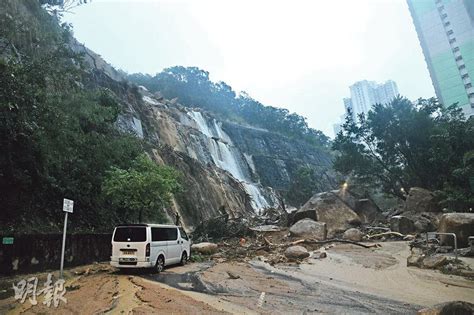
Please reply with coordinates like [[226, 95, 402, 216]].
[[64, 0, 435, 137]]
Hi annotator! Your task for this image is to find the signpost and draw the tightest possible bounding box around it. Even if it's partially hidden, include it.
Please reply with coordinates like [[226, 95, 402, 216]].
[[60, 198, 73, 278]]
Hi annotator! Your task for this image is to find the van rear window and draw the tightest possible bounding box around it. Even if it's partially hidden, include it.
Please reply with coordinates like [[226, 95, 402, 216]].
[[113, 227, 146, 242]]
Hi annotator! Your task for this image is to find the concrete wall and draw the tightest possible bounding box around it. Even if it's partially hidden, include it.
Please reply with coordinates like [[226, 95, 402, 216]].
[[0, 234, 112, 275]]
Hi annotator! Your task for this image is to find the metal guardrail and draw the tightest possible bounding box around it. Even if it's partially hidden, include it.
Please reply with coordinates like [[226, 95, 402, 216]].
[[425, 232, 458, 261]]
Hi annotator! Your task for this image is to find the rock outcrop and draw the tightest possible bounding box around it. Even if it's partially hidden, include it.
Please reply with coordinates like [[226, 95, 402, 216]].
[[289, 219, 327, 240], [222, 121, 335, 192], [294, 191, 361, 237], [438, 213, 474, 247], [405, 187, 440, 213]]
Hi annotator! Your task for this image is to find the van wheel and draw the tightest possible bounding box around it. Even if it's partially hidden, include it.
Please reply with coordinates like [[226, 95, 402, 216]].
[[180, 252, 188, 266], [155, 256, 165, 273]]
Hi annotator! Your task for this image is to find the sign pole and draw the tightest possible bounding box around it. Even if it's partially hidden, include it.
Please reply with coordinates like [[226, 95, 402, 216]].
[[60, 198, 73, 279], [60, 211, 68, 278]]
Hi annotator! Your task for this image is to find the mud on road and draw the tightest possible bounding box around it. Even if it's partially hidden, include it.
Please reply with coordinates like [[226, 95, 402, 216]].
[[0, 241, 473, 314]]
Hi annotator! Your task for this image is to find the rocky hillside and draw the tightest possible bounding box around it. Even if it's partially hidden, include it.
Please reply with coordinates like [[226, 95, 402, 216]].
[[0, 0, 336, 232]]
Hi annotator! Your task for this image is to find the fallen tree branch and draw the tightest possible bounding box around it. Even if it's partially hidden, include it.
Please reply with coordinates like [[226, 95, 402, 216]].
[[366, 232, 404, 239], [301, 238, 379, 249], [283, 238, 379, 249]]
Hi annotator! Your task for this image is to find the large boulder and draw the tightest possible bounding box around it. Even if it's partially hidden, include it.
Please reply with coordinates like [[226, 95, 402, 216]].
[[342, 228, 365, 242], [405, 187, 440, 213], [284, 246, 310, 259], [289, 218, 327, 240], [191, 242, 218, 255], [390, 215, 415, 234], [417, 301, 474, 315], [438, 213, 474, 247], [294, 192, 361, 237], [354, 198, 381, 223]]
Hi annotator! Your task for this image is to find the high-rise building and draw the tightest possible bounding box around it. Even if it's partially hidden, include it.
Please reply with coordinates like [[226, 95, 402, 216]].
[[348, 80, 399, 118], [333, 80, 399, 136], [407, 0, 474, 116]]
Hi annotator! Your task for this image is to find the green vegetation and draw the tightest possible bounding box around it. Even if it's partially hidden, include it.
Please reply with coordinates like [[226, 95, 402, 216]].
[[286, 166, 323, 207], [103, 154, 181, 223], [128, 67, 330, 148], [0, 0, 180, 233], [333, 97, 474, 211]]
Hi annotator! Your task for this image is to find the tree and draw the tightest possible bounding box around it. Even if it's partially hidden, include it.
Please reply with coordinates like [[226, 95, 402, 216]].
[[333, 96, 474, 211], [103, 154, 181, 223], [286, 166, 320, 207]]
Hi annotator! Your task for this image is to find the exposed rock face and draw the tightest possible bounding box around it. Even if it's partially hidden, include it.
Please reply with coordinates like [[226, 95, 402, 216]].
[[343, 228, 364, 242], [222, 121, 335, 192], [295, 192, 361, 237], [438, 213, 474, 247], [417, 301, 474, 315], [284, 246, 310, 259], [390, 215, 415, 234], [289, 219, 327, 240], [191, 242, 218, 255], [152, 147, 254, 228], [405, 187, 440, 213]]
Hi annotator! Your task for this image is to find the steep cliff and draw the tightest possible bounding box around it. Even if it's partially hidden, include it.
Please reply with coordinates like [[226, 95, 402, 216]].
[[0, 0, 336, 232], [221, 121, 335, 191]]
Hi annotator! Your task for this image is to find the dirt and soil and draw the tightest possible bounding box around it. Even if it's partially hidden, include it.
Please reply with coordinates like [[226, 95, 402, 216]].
[[0, 241, 473, 314]]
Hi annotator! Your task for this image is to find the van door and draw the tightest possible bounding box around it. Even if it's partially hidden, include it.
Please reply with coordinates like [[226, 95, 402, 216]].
[[179, 227, 190, 257], [151, 227, 168, 265], [112, 226, 148, 266], [165, 227, 181, 264]]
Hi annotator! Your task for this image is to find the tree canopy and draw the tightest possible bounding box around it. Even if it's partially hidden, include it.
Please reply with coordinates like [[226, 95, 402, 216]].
[[128, 66, 330, 148], [332, 97, 474, 211], [103, 154, 181, 223]]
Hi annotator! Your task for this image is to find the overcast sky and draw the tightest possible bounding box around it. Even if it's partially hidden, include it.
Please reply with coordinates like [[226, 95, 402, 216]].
[[64, 0, 435, 137]]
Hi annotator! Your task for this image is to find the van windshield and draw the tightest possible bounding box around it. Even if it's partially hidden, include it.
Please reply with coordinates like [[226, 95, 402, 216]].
[[113, 226, 146, 242]]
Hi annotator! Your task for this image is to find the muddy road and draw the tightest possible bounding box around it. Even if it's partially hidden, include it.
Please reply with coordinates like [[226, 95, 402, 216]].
[[0, 242, 473, 314]]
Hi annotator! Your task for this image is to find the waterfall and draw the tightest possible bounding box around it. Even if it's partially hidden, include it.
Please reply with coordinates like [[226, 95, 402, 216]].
[[187, 111, 271, 211]]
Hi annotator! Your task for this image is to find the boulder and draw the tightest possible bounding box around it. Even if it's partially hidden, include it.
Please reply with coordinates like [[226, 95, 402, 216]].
[[354, 198, 381, 224], [284, 246, 310, 259], [438, 213, 474, 247], [295, 191, 361, 237], [407, 248, 424, 268], [342, 228, 365, 242], [414, 216, 435, 233], [417, 301, 474, 315], [422, 255, 448, 269], [405, 187, 440, 213], [390, 215, 415, 234], [191, 242, 218, 255], [289, 219, 327, 240]]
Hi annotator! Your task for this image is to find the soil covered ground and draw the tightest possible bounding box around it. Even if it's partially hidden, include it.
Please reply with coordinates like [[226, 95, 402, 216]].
[[0, 241, 472, 314]]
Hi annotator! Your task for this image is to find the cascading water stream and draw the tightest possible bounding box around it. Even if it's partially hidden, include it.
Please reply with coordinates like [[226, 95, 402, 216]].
[[187, 111, 270, 211]]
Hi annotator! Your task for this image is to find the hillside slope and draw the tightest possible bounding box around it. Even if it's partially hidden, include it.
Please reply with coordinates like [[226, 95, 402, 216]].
[[0, 0, 335, 232]]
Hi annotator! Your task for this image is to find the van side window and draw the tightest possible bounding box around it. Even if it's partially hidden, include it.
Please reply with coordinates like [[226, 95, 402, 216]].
[[152, 228, 167, 241], [166, 228, 178, 241], [179, 228, 189, 240]]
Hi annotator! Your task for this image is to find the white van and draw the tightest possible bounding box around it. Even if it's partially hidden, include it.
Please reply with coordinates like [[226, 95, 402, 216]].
[[110, 224, 190, 272]]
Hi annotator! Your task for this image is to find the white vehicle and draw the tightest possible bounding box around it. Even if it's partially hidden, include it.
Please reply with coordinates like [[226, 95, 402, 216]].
[[110, 224, 190, 272]]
